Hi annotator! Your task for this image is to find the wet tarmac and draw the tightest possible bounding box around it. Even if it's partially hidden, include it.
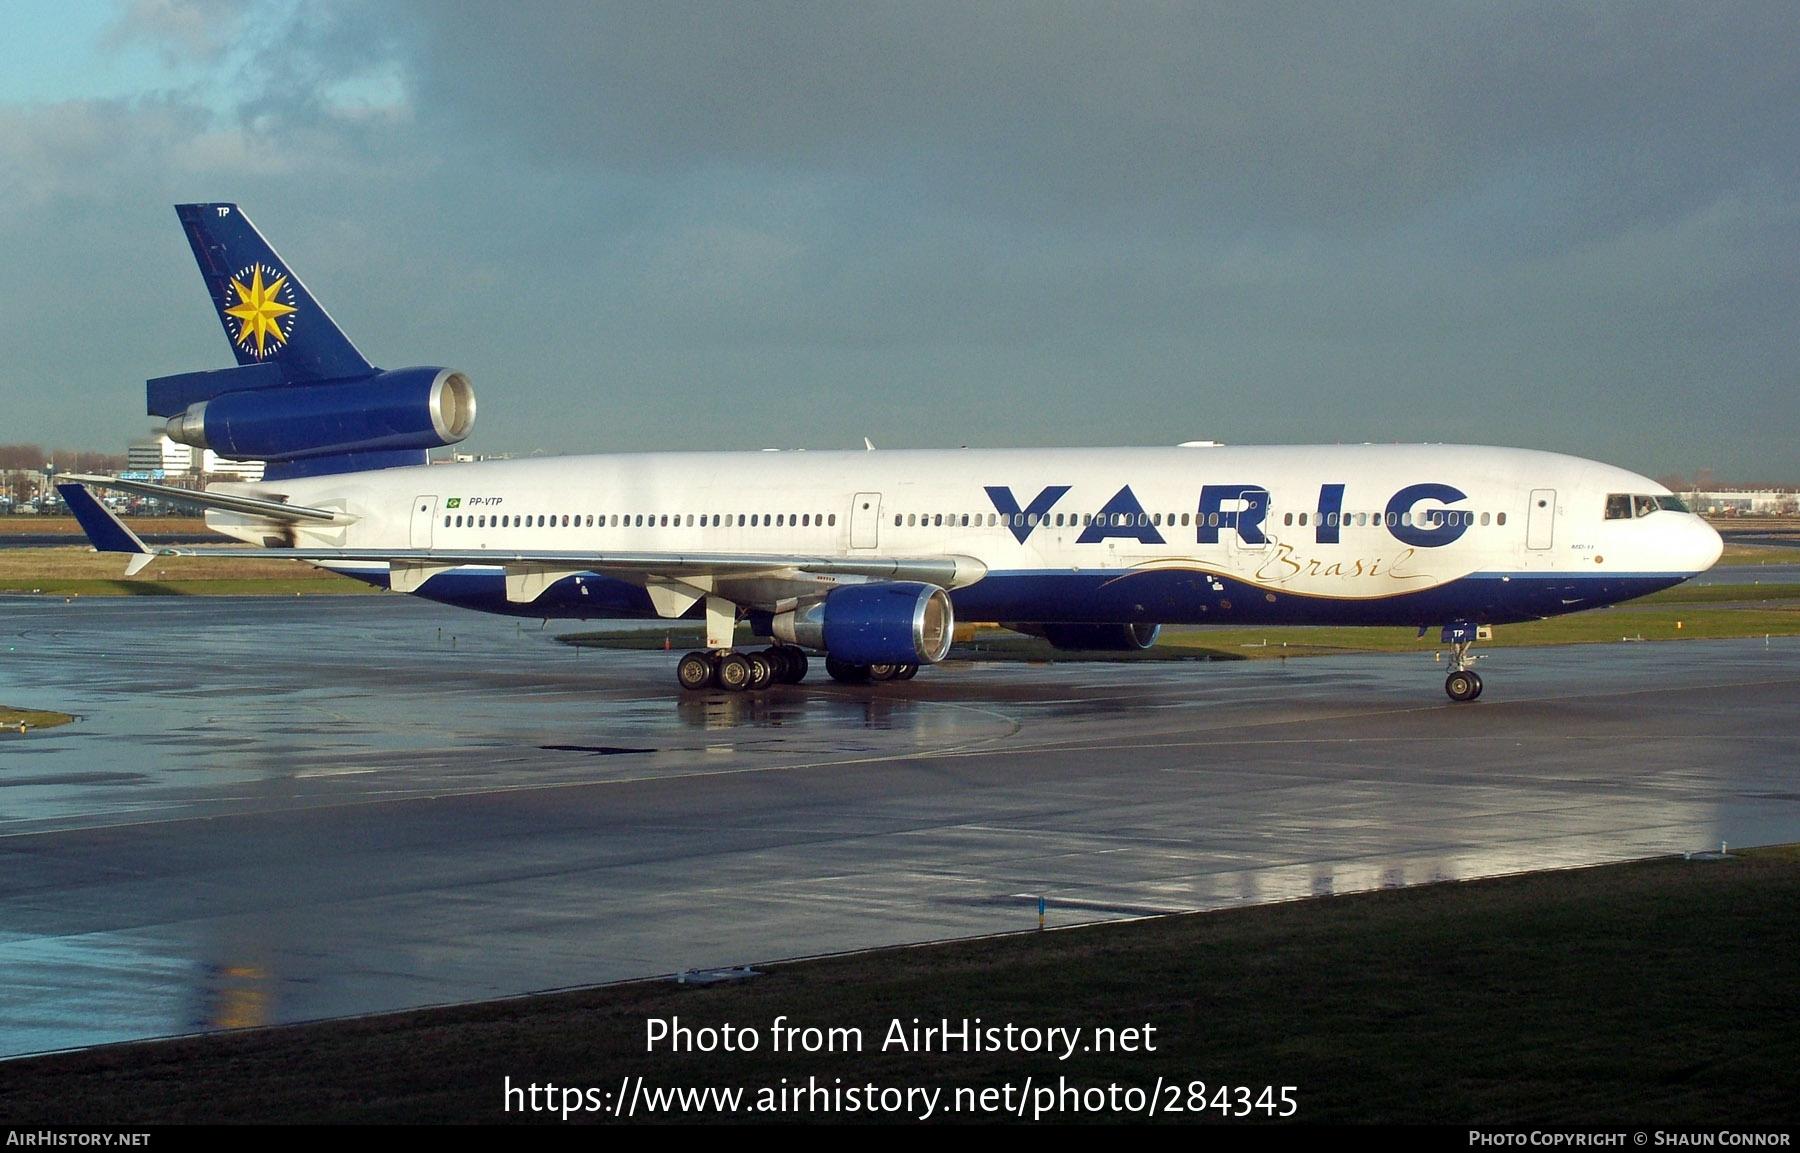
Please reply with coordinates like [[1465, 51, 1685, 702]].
[[2, 594, 1798, 1058]]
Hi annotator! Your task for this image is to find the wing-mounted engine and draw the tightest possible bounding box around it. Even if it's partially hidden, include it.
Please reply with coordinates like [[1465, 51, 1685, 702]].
[[1010, 622, 1161, 651], [162, 367, 475, 463], [772, 582, 955, 665]]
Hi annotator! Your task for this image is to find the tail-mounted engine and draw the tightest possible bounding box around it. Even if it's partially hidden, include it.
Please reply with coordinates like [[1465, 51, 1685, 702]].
[[162, 367, 475, 463]]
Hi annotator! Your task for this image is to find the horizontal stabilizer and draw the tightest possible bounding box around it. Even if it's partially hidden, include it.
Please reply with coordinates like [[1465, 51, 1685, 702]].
[[56, 483, 156, 575], [59, 474, 355, 524]]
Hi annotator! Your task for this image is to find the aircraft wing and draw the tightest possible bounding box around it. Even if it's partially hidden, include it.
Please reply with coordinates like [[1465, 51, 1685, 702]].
[[60, 474, 353, 524], [58, 480, 985, 608]]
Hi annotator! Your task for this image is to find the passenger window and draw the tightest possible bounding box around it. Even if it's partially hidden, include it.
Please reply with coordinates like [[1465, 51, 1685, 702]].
[[1497, 512, 1507, 525], [1298, 513, 1307, 526], [829, 514, 837, 526], [443, 515, 451, 527], [1182, 513, 1191, 526], [895, 514, 903, 526], [1605, 494, 1632, 520]]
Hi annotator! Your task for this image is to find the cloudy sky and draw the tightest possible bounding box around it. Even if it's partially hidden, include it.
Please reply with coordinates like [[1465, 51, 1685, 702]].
[[2, 2, 1796, 479]]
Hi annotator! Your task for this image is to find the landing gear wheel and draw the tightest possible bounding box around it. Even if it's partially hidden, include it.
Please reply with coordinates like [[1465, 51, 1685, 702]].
[[677, 651, 715, 692], [746, 651, 775, 691], [781, 649, 809, 684], [894, 663, 919, 681], [825, 656, 871, 683], [1445, 670, 1483, 702], [714, 652, 753, 692], [867, 663, 901, 681]]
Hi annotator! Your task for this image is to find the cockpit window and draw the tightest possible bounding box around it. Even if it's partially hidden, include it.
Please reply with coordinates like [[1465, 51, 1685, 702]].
[[1608, 492, 1690, 519]]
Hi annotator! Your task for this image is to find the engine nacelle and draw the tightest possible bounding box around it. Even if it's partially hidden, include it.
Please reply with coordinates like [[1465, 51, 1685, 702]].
[[772, 582, 955, 666], [1014, 622, 1162, 652], [163, 367, 475, 462]]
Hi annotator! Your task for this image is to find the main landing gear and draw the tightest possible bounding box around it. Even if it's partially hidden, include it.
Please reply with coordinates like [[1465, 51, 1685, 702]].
[[823, 657, 919, 684], [677, 647, 809, 692]]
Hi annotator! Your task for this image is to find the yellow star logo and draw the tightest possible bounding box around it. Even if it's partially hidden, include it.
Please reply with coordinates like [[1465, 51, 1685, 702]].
[[223, 265, 297, 357]]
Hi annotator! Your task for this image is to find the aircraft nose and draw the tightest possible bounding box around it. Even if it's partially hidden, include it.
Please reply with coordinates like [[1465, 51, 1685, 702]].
[[1682, 515, 1724, 574]]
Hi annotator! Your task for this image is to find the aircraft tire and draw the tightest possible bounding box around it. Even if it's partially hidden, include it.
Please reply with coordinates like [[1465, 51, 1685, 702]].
[[825, 656, 871, 684], [1445, 670, 1482, 702], [867, 663, 901, 681], [677, 651, 715, 691], [782, 650, 809, 684], [895, 663, 919, 680], [715, 652, 753, 692], [746, 651, 775, 691]]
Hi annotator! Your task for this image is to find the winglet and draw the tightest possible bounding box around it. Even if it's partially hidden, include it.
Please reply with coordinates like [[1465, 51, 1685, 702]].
[[57, 483, 157, 575]]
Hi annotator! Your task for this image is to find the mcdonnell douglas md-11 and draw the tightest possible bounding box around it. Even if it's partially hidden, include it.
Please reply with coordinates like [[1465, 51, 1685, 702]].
[[61, 204, 1722, 700]]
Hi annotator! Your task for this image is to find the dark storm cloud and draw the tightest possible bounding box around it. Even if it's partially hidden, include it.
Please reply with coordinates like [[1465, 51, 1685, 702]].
[[3, 2, 1796, 476], [397, 2, 1800, 234]]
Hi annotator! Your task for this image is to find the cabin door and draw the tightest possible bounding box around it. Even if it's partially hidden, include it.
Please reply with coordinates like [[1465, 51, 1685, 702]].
[[410, 496, 437, 548], [1526, 489, 1556, 550], [850, 492, 882, 549]]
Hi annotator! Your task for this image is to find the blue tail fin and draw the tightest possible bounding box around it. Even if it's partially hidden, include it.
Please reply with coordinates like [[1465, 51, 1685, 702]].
[[149, 205, 466, 481], [175, 203, 373, 383]]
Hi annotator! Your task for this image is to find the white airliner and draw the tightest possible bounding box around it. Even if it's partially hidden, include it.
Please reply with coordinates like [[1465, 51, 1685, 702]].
[[62, 205, 1723, 701]]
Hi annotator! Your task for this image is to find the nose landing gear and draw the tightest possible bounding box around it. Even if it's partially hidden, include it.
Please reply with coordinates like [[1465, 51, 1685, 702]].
[[1439, 621, 1485, 702], [1445, 667, 1483, 702]]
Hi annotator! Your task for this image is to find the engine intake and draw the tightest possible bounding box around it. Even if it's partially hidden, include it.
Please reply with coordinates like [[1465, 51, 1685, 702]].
[[163, 367, 475, 462], [773, 582, 954, 666]]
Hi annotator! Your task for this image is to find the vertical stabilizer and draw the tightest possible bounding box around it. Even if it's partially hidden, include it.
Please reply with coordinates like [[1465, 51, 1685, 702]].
[[175, 203, 374, 382]]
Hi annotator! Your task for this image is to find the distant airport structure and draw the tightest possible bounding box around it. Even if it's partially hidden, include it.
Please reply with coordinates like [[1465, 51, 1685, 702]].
[[1681, 489, 1799, 516], [126, 434, 265, 483]]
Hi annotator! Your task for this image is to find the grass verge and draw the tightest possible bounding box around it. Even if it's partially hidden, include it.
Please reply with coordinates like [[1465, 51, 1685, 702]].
[[0, 705, 73, 730], [0, 547, 375, 596]]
